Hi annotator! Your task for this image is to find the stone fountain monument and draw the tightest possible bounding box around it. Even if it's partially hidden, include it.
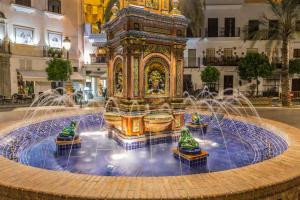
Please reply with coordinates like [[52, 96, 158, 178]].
[[103, 0, 188, 149]]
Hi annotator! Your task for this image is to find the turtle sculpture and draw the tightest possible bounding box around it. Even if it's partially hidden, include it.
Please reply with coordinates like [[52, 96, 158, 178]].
[[191, 113, 203, 125], [56, 121, 81, 152], [178, 128, 201, 155], [59, 121, 78, 139]]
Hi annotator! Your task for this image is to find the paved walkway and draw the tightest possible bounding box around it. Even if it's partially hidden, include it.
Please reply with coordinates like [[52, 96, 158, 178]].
[[255, 107, 300, 129]]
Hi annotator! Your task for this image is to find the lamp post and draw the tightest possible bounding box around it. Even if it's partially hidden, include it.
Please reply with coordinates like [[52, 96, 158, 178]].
[[63, 36, 71, 60], [62, 36, 73, 96], [0, 12, 9, 52]]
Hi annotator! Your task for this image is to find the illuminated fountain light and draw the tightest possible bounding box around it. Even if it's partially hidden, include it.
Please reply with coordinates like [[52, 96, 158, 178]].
[[110, 153, 128, 161], [194, 138, 220, 148]]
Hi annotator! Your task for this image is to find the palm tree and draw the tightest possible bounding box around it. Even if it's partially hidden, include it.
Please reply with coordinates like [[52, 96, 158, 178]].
[[179, 0, 205, 37], [250, 0, 300, 107]]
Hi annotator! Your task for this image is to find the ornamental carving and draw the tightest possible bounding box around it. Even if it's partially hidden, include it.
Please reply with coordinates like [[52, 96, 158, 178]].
[[113, 58, 123, 97], [145, 0, 159, 9], [176, 60, 183, 96], [144, 44, 171, 60], [145, 57, 169, 97]]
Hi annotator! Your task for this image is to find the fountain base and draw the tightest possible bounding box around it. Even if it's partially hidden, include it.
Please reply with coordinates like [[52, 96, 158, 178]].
[[173, 148, 209, 167], [55, 136, 81, 152], [186, 123, 208, 133], [108, 128, 181, 150]]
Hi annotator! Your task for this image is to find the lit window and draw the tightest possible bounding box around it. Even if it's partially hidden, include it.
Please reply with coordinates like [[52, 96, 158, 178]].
[[294, 49, 300, 58], [48, 0, 61, 14], [48, 31, 62, 48], [14, 26, 34, 45]]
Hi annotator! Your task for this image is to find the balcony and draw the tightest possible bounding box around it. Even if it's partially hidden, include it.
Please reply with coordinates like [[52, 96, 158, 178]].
[[203, 56, 241, 66], [205, 27, 241, 38], [43, 46, 63, 58]]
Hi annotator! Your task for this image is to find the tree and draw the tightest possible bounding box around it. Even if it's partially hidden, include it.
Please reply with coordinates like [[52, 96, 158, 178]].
[[179, 0, 205, 37], [46, 58, 72, 85], [238, 53, 274, 96], [201, 66, 220, 92], [252, 0, 300, 106], [201, 65, 220, 83], [289, 59, 300, 75]]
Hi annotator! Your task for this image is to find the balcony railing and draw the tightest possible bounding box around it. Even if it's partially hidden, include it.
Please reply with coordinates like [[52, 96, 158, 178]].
[[43, 46, 63, 58], [203, 56, 241, 66], [205, 27, 241, 38], [92, 56, 107, 64]]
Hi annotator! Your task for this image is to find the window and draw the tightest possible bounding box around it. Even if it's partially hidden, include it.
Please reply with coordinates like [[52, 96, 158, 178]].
[[294, 49, 300, 58], [14, 26, 34, 45], [187, 49, 197, 67], [224, 48, 233, 57], [247, 48, 258, 54], [296, 20, 300, 32], [206, 48, 215, 58], [268, 20, 279, 39], [15, 0, 31, 7], [224, 18, 235, 37], [248, 20, 259, 39], [207, 18, 218, 37], [48, 0, 61, 14], [48, 31, 62, 48]]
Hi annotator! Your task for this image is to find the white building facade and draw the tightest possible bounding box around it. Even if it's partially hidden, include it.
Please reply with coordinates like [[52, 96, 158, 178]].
[[184, 0, 300, 97], [0, 0, 84, 97]]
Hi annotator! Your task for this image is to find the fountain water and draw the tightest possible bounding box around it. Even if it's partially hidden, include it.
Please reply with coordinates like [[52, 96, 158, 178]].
[[0, 85, 288, 177]]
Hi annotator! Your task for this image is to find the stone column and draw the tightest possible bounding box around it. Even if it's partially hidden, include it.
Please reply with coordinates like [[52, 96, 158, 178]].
[[0, 54, 11, 97]]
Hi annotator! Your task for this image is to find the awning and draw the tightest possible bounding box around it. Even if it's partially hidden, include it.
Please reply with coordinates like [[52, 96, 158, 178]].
[[89, 71, 107, 79], [18, 70, 48, 82], [70, 72, 85, 81], [18, 70, 85, 82]]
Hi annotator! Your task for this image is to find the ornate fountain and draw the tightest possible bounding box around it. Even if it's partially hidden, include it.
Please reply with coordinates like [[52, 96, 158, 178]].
[[103, 0, 188, 148]]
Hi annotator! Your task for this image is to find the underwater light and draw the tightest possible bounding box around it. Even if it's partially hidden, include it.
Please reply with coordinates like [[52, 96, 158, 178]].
[[195, 138, 220, 147], [111, 153, 128, 160]]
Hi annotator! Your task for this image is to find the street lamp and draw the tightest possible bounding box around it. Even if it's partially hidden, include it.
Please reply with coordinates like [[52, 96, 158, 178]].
[[63, 36, 71, 60], [62, 36, 73, 97]]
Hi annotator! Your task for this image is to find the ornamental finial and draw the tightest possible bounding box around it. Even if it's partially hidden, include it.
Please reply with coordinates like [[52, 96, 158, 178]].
[[110, 3, 119, 20], [170, 0, 182, 16]]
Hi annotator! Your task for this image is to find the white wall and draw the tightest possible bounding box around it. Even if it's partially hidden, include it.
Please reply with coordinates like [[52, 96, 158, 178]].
[[184, 1, 300, 96], [0, 0, 84, 95]]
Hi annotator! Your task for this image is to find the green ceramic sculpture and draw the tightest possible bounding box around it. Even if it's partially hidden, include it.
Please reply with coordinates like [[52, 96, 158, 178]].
[[59, 121, 77, 138], [191, 113, 203, 125], [178, 128, 200, 151]]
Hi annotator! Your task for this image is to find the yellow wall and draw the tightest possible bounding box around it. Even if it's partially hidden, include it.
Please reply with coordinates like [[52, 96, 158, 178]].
[[120, 0, 171, 15], [84, 0, 172, 33], [84, 0, 110, 33]]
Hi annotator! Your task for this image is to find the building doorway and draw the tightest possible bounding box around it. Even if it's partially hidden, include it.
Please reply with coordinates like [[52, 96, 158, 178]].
[[292, 79, 300, 91], [224, 75, 233, 95], [183, 74, 193, 94]]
